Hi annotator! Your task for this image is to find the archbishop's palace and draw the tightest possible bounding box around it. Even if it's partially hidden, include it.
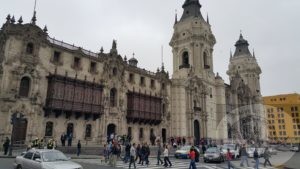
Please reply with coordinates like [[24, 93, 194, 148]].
[[0, 0, 267, 146]]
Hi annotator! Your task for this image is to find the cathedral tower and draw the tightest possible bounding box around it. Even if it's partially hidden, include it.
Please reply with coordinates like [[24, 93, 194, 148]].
[[170, 0, 227, 142], [226, 34, 267, 141], [170, 0, 216, 79]]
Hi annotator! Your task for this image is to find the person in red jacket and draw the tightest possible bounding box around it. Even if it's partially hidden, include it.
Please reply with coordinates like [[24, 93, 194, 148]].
[[226, 148, 234, 169], [188, 146, 197, 169]]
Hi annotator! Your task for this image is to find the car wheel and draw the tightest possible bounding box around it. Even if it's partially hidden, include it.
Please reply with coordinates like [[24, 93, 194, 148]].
[[17, 165, 22, 169]]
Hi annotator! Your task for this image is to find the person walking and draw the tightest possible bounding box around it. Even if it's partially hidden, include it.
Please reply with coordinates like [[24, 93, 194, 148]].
[[77, 140, 81, 156], [226, 148, 234, 169], [240, 144, 250, 167], [156, 143, 164, 165], [136, 144, 142, 164], [67, 132, 73, 146], [3, 137, 10, 155], [129, 143, 137, 169], [60, 133, 66, 146], [263, 147, 272, 167], [124, 143, 131, 163], [188, 146, 196, 169], [163, 145, 172, 167], [145, 143, 150, 166], [254, 148, 259, 169], [103, 144, 110, 163], [110, 143, 119, 167]]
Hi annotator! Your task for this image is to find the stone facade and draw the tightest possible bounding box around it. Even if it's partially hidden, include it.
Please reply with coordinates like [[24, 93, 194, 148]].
[[0, 0, 266, 146], [226, 34, 267, 142]]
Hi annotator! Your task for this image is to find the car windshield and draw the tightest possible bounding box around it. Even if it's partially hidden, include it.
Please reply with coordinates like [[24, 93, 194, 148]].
[[42, 151, 69, 162], [180, 146, 192, 151], [206, 148, 218, 153], [223, 144, 235, 150]]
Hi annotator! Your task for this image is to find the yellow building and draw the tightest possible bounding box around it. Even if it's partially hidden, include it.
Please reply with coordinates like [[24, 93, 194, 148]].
[[263, 93, 300, 144]]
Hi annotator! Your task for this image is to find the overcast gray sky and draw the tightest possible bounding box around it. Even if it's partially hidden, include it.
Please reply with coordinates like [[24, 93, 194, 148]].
[[1, 0, 299, 96]]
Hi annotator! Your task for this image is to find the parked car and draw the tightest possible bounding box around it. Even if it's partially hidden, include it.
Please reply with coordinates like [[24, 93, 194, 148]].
[[268, 147, 278, 155], [290, 146, 299, 152], [204, 147, 224, 163], [221, 144, 240, 159], [13, 149, 83, 169], [175, 145, 200, 159], [246, 147, 265, 158]]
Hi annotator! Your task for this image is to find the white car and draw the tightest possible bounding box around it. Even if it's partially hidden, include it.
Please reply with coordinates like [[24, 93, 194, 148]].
[[246, 147, 265, 158], [290, 146, 299, 152], [221, 144, 240, 159], [13, 149, 83, 169]]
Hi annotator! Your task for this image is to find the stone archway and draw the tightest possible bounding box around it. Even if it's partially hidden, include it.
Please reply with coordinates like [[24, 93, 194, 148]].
[[162, 128, 167, 144], [194, 120, 200, 145], [107, 123, 116, 138]]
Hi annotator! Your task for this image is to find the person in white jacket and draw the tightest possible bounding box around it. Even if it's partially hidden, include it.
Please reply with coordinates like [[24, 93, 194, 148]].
[[163, 145, 172, 167], [129, 143, 136, 169]]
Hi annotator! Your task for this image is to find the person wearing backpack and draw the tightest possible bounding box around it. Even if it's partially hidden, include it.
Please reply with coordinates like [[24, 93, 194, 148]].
[[253, 148, 259, 169]]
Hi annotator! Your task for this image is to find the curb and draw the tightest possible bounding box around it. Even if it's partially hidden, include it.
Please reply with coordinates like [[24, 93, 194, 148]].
[[0, 156, 16, 158]]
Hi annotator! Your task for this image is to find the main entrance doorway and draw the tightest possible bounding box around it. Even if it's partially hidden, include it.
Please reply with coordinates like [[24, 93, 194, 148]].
[[12, 118, 27, 145], [194, 120, 200, 145], [107, 124, 116, 139]]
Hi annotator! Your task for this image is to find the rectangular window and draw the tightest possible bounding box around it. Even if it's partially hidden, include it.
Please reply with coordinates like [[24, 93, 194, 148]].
[[292, 113, 295, 117], [281, 113, 284, 118], [278, 120, 281, 124], [282, 125, 285, 130], [294, 125, 297, 129], [129, 73, 134, 83], [73, 57, 81, 69], [53, 51, 61, 63], [161, 83, 165, 90], [128, 127, 132, 137], [139, 128, 144, 139], [283, 131, 286, 135], [273, 131, 276, 135], [140, 76, 145, 86], [296, 106, 298, 111], [295, 131, 297, 136], [150, 79, 155, 88], [279, 131, 282, 136], [89, 61, 97, 73], [291, 107, 295, 112], [279, 125, 281, 130]]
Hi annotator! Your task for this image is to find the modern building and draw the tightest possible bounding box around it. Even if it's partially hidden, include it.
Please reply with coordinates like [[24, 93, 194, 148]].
[[0, 0, 266, 146], [263, 93, 300, 144]]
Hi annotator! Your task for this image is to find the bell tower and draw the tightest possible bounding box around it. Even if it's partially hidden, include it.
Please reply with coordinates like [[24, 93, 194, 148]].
[[170, 0, 216, 79]]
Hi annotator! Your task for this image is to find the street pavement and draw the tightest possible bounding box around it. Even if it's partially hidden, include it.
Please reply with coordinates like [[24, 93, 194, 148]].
[[74, 157, 276, 169], [1, 151, 299, 169]]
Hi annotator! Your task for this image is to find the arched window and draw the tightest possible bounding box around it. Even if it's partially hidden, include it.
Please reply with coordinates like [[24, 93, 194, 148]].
[[182, 51, 189, 65], [203, 52, 210, 69], [45, 121, 53, 137], [26, 43, 34, 54], [110, 88, 117, 107], [19, 77, 31, 97], [85, 124, 92, 138]]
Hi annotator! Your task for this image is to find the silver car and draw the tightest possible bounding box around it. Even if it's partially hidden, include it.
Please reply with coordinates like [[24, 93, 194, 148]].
[[13, 149, 83, 169]]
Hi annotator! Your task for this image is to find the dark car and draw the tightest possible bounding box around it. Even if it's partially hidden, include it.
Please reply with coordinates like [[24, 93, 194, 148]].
[[204, 147, 224, 163]]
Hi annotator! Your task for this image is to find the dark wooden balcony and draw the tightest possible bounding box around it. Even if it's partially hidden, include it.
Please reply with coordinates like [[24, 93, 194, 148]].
[[44, 74, 104, 120]]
